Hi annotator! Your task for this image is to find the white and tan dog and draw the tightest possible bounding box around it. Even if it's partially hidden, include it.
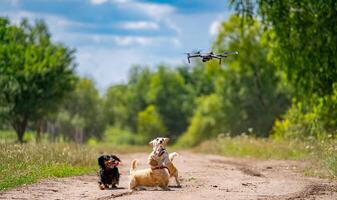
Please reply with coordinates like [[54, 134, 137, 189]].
[[148, 137, 180, 187]]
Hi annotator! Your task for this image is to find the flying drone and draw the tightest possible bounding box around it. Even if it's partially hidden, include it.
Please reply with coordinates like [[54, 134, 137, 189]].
[[185, 51, 238, 64]]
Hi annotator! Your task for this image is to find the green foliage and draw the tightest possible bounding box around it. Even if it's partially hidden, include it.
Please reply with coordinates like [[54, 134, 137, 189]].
[[104, 84, 133, 129], [230, 0, 337, 96], [177, 15, 291, 147], [213, 15, 290, 137], [258, 0, 337, 96], [127, 66, 152, 131], [137, 105, 167, 142], [272, 86, 337, 140], [0, 130, 36, 143], [103, 65, 195, 142], [0, 17, 76, 143], [177, 63, 218, 97], [48, 78, 105, 142], [103, 66, 152, 133], [147, 66, 194, 139], [177, 94, 224, 147], [103, 126, 144, 145], [227, 1, 337, 150]]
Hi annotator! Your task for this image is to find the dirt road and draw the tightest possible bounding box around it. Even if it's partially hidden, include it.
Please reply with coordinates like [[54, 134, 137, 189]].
[[1, 152, 336, 200]]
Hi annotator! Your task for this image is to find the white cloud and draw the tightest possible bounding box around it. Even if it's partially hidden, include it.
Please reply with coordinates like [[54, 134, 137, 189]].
[[90, 0, 109, 5], [209, 19, 222, 36], [113, 35, 151, 46], [120, 21, 159, 30], [131, 1, 174, 19], [73, 34, 180, 47], [2, 10, 91, 30], [89, 0, 175, 19], [165, 19, 181, 35]]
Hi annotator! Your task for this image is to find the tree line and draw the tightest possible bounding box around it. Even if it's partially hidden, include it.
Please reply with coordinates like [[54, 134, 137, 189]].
[[1, 0, 336, 144]]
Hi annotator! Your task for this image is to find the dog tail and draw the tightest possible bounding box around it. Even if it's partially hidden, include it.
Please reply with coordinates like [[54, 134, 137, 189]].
[[169, 152, 179, 162], [130, 159, 137, 174]]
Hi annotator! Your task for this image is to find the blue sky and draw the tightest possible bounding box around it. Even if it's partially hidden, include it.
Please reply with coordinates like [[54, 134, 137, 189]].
[[0, 0, 232, 90]]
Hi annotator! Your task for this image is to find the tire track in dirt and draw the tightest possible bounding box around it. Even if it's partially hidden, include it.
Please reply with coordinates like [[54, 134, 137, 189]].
[[0, 152, 336, 200]]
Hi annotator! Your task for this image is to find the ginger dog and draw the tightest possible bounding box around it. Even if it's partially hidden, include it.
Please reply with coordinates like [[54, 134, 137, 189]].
[[128, 159, 170, 190], [148, 137, 180, 187]]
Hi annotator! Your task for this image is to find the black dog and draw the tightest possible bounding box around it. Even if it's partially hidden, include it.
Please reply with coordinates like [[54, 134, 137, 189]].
[[98, 155, 121, 190]]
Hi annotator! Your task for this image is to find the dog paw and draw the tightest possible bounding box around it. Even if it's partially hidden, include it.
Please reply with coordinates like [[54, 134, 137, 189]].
[[99, 184, 105, 190]]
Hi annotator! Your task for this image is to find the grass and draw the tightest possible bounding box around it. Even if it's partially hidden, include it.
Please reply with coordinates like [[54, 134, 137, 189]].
[[193, 135, 337, 179], [0, 143, 148, 191]]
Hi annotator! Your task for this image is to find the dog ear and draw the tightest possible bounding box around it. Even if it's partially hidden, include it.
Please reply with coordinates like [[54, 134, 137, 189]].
[[163, 138, 170, 145], [111, 155, 121, 162], [148, 139, 155, 147], [98, 155, 105, 168]]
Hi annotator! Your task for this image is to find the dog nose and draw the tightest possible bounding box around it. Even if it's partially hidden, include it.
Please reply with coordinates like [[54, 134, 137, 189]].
[[159, 140, 162, 144]]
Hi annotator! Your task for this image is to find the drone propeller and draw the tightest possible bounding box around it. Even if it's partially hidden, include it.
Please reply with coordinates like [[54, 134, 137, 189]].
[[191, 49, 203, 54], [222, 51, 239, 55], [218, 51, 239, 57]]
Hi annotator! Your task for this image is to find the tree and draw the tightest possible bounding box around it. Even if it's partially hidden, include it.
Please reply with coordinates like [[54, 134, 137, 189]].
[[0, 18, 76, 143], [177, 94, 225, 147], [48, 78, 105, 142], [177, 16, 290, 146], [229, 0, 337, 96], [229, 0, 337, 139], [66, 78, 104, 140], [104, 84, 131, 129], [137, 105, 167, 142], [213, 15, 290, 136], [103, 66, 152, 132], [127, 66, 152, 131], [147, 66, 194, 140]]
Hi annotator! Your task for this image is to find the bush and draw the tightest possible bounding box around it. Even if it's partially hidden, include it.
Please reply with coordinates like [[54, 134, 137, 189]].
[[137, 105, 167, 142], [104, 126, 145, 145], [177, 94, 225, 147], [272, 86, 337, 140]]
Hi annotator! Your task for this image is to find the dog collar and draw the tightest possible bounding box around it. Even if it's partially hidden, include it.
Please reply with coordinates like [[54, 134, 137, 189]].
[[151, 166, 170, 174]]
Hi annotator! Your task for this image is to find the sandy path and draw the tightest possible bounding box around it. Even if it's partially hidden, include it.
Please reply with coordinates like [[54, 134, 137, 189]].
[[1, 152, 336, 200]]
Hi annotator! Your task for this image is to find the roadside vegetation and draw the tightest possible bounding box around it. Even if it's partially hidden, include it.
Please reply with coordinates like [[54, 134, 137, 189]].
[[0, 140, 147, 191], [194, 135, 337, 179]]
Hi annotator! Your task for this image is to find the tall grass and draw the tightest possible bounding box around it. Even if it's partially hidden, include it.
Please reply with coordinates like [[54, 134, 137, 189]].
[[0, 143, 147, 191], [193, 135, 337, 179]]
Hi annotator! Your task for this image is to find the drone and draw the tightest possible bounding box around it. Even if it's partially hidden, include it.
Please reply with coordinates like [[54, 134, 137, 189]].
[[185, 51, 238, 64]]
